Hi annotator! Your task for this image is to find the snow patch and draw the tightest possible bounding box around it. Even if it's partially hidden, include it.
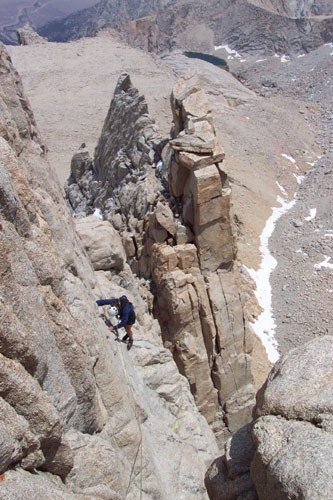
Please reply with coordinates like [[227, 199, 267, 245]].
[[281, 153, 296, 164], [276, 181, 287, 197], [314, 256, 333, 270], [93, 208, 103, 220], [256, 58, 267, 63], [293, 173, 305, 184], [305, 208, 316, 221], [215, 44, 244, 60], [246, 195, 296, 363], [281, 55, 290, 63]]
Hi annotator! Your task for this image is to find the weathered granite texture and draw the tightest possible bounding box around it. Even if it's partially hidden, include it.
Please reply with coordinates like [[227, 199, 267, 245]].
[[251, 335, 333, 499], [66, 71, 258, 444], [205, 335, 333, 499], [0, 43, 218, 499], [205, 424, 257, 500]]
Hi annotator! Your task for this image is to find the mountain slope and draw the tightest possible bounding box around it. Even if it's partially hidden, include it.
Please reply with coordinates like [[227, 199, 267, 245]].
[[37, 0, 333, 55], [0, 0, 100, 45]]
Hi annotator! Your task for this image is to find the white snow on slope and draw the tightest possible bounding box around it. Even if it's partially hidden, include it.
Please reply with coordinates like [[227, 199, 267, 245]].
[[246, 196, 296, 363], [305, 208, 316, 221], [93, 208, 103, 219], [294, 173, 305, 184], [214, 44, 246, 61], [281, 153, 296, 164], [276, 181, 287, 197], [314, 256, 333, 270]]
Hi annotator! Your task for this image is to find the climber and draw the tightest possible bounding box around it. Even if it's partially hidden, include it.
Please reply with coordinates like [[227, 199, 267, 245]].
[[96, 295, 135, 350]]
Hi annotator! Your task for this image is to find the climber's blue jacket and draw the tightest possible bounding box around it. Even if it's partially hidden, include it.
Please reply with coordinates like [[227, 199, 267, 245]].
[[96, 297, 135, 329]]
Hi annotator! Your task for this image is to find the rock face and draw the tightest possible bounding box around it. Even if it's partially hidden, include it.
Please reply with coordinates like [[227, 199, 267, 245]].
[[37, 0, 333, 56], [251, 335, 333, 500], [74, 215, 126, 271], [154, 76, 256, 438], [66, 71, 258, 445], [205, 424, 257, 500], [205, 335, 333, 499], [0, 42, 218, 499], [17, 26, 47, 46]]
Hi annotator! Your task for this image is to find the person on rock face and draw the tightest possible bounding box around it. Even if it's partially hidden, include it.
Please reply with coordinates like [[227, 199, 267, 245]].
[[96, 295, 135, 349]]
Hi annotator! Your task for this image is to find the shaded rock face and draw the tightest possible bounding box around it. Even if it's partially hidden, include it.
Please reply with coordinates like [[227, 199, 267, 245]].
[[37, 0, 333, 56], [205, 336, 333, 499], [205, 424, 258, 500], [0, 43, 218, 499], [66, 71, 257, 444]]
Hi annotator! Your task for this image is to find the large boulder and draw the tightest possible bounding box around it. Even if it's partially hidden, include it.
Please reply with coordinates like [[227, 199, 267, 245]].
[[252, 416, 333, 500], [256, 335, 333, 421], [251, 336, 333, 499], [75, 215, 126, 271], [205, 424, 257, 500]]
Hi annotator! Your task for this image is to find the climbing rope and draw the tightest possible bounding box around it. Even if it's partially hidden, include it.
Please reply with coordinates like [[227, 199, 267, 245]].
[[113, 326, 144, 500]]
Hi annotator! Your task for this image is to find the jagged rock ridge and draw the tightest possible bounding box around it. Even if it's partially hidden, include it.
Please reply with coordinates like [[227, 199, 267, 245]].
[[0, 42, 219, 499], [66, 71, 259, 445]]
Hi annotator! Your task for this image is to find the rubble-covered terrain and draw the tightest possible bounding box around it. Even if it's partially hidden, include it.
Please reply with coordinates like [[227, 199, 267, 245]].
[[233, 43, 333, 353]]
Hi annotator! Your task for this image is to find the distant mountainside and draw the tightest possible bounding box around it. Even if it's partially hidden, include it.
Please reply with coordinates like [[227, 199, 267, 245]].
[[37, 0, 333, 55], [248, 0, 333, 17], [0, 0, 100, 45]]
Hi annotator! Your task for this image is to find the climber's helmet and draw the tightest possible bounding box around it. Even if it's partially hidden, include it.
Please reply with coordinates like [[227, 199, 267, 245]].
[[108, 305, 118, 317]]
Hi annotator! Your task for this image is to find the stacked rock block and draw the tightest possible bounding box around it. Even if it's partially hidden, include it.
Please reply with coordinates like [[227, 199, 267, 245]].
[[152, 77, 255, 442]]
